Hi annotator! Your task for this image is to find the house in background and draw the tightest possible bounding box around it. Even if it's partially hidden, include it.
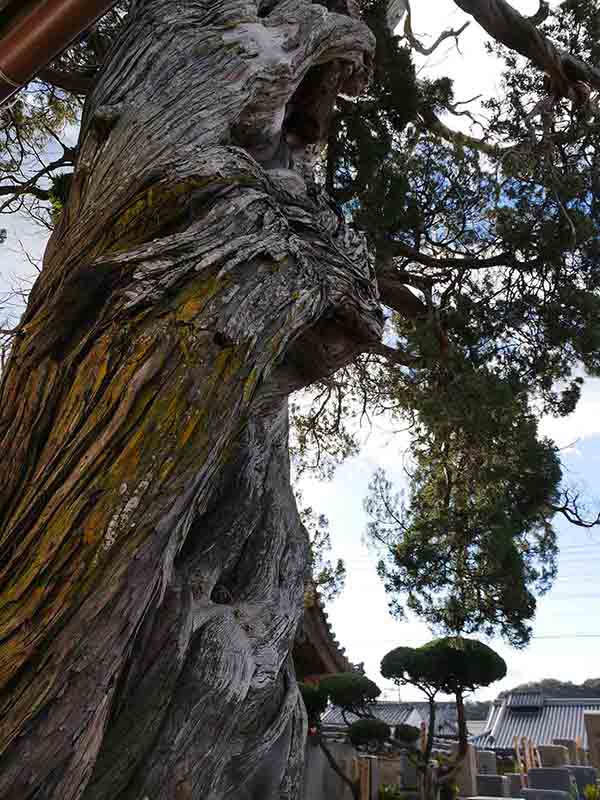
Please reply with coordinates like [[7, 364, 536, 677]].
[[466, 719, 489, 739], [321, 700, 461, 740], [473, 691, 600, 752]]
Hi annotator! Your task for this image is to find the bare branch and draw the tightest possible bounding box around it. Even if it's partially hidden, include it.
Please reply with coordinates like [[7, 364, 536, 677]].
[[550, 490, 600, 529], [402, 0, 470, 56]]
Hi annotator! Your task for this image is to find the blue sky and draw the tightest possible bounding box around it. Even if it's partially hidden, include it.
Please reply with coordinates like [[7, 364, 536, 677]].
[[1, 0, 599, 705]]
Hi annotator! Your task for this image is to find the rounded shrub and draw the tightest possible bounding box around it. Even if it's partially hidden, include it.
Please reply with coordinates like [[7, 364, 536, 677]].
[[299, 682, 328, 724], [381, 637, 506, 695], [319, 672, 381, 710], [348, 718, 391, 748], [394, 723, 420, 744]]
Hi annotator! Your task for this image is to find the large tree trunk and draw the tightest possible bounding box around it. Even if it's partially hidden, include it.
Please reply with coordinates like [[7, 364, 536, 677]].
[[0, 2, 383, 798]]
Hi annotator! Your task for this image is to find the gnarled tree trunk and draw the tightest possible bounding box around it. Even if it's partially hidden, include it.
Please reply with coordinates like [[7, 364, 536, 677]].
[[0, 1, 383, 798]]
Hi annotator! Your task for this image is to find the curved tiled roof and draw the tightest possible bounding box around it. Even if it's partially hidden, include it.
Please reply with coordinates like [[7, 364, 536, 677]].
[[321, 700, 459, 737], [293, 589, 354, 680], [322, 701, 418, 728], [473, 694, 600, 750]]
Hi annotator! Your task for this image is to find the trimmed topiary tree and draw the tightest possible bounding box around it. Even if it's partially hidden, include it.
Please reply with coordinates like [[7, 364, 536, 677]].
[[394, 723, 421, 746], [348, 718, 391, 749], [299, 682, 329, 727], [299, 671, 384, 800], [382, 637, 506, 800], [319, 672, 381, 724]]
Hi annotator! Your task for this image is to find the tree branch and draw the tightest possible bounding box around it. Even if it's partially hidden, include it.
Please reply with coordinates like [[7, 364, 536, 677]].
[[0, 153, 73, 210], [452, 0, 600, 98], [36, 67, 97, 96], [549, 490, 600, 529], [368, 341, 420, 367], [528, 1, 550, 26], [376, 264, 429, 318], [385, 240, 541, 273], [316, 731, 360, 800], [0, 184, 51, 202], [418, 108, 509, 158]]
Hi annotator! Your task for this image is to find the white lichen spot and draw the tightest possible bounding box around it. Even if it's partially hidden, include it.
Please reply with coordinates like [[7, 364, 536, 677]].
[[103, 477, 152, 550]]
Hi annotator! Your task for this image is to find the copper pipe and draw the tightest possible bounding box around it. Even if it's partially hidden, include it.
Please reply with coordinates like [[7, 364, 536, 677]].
[[0, 0, 120, 106]]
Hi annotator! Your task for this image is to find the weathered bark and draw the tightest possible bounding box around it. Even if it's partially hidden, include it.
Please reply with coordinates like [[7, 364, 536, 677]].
[[0, 1, 383, 798]]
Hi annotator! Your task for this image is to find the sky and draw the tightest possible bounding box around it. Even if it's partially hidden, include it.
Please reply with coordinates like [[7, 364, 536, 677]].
[[1, 0, 599, 706]]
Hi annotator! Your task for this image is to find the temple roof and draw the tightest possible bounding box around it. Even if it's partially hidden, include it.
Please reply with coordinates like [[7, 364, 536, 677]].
[[293, 589, 354, 681], [473, 693, 600, 750]]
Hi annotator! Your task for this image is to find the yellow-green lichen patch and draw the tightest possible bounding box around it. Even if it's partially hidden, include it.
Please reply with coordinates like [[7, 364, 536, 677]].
[[173, 274, 225, 322], [243, 366, 259, 403], [104, 177, 214, 254], [180, 409, 206, 447]]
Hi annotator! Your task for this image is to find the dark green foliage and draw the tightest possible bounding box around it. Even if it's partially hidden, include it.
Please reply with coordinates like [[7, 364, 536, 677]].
[[394, 723, 421, 744], [319, 672, 381, 716], [293, 4, 600, 650], [299, 682, 329, 725], [48, 172, 74, 222], [326, 0, 420, 232], [299, 501, 346, 601], [360, 0, 600, 648], [348, 718, 391, 748], [365, 373, 562, 646], [382, 638, 506, 696]]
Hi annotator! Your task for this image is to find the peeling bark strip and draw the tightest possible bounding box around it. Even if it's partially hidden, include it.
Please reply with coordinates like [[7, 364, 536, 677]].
[[0, 2, 382, 798]]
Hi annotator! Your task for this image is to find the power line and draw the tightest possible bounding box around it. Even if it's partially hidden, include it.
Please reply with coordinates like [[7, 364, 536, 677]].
[[532, 634, 600, 639]]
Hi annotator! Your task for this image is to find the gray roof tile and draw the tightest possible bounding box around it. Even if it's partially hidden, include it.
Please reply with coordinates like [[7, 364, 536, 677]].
[[473, 695, 600, 750]]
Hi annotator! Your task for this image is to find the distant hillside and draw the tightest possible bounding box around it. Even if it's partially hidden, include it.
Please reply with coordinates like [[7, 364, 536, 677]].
[[499, 679, 600, 699]]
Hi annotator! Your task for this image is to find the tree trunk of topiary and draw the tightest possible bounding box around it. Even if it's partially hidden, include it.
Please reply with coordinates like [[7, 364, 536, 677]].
[[0, 2, 383, 798]]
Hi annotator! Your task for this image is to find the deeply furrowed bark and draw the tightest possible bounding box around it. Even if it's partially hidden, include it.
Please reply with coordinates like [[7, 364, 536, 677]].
[[0, 2, 383, 798]]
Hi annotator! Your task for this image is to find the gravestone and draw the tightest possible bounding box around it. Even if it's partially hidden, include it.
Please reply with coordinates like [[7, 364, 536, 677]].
[[567, 766, 598, 797], [537, 746, 569, 768], [576, 748, 588, 767], [478, 751, 499, 774], [584, 712, 600, 770], [553, 739, 577, 765], [528, 767, 576, 793], [477, 774, 509, 796], [506, 772, 524, 796], [465, 796, 525, 800], [399, 753, 419, 789], [454, 743, 478, 798], [522, 789, 571, 800], [369, 756, 381, 800]]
